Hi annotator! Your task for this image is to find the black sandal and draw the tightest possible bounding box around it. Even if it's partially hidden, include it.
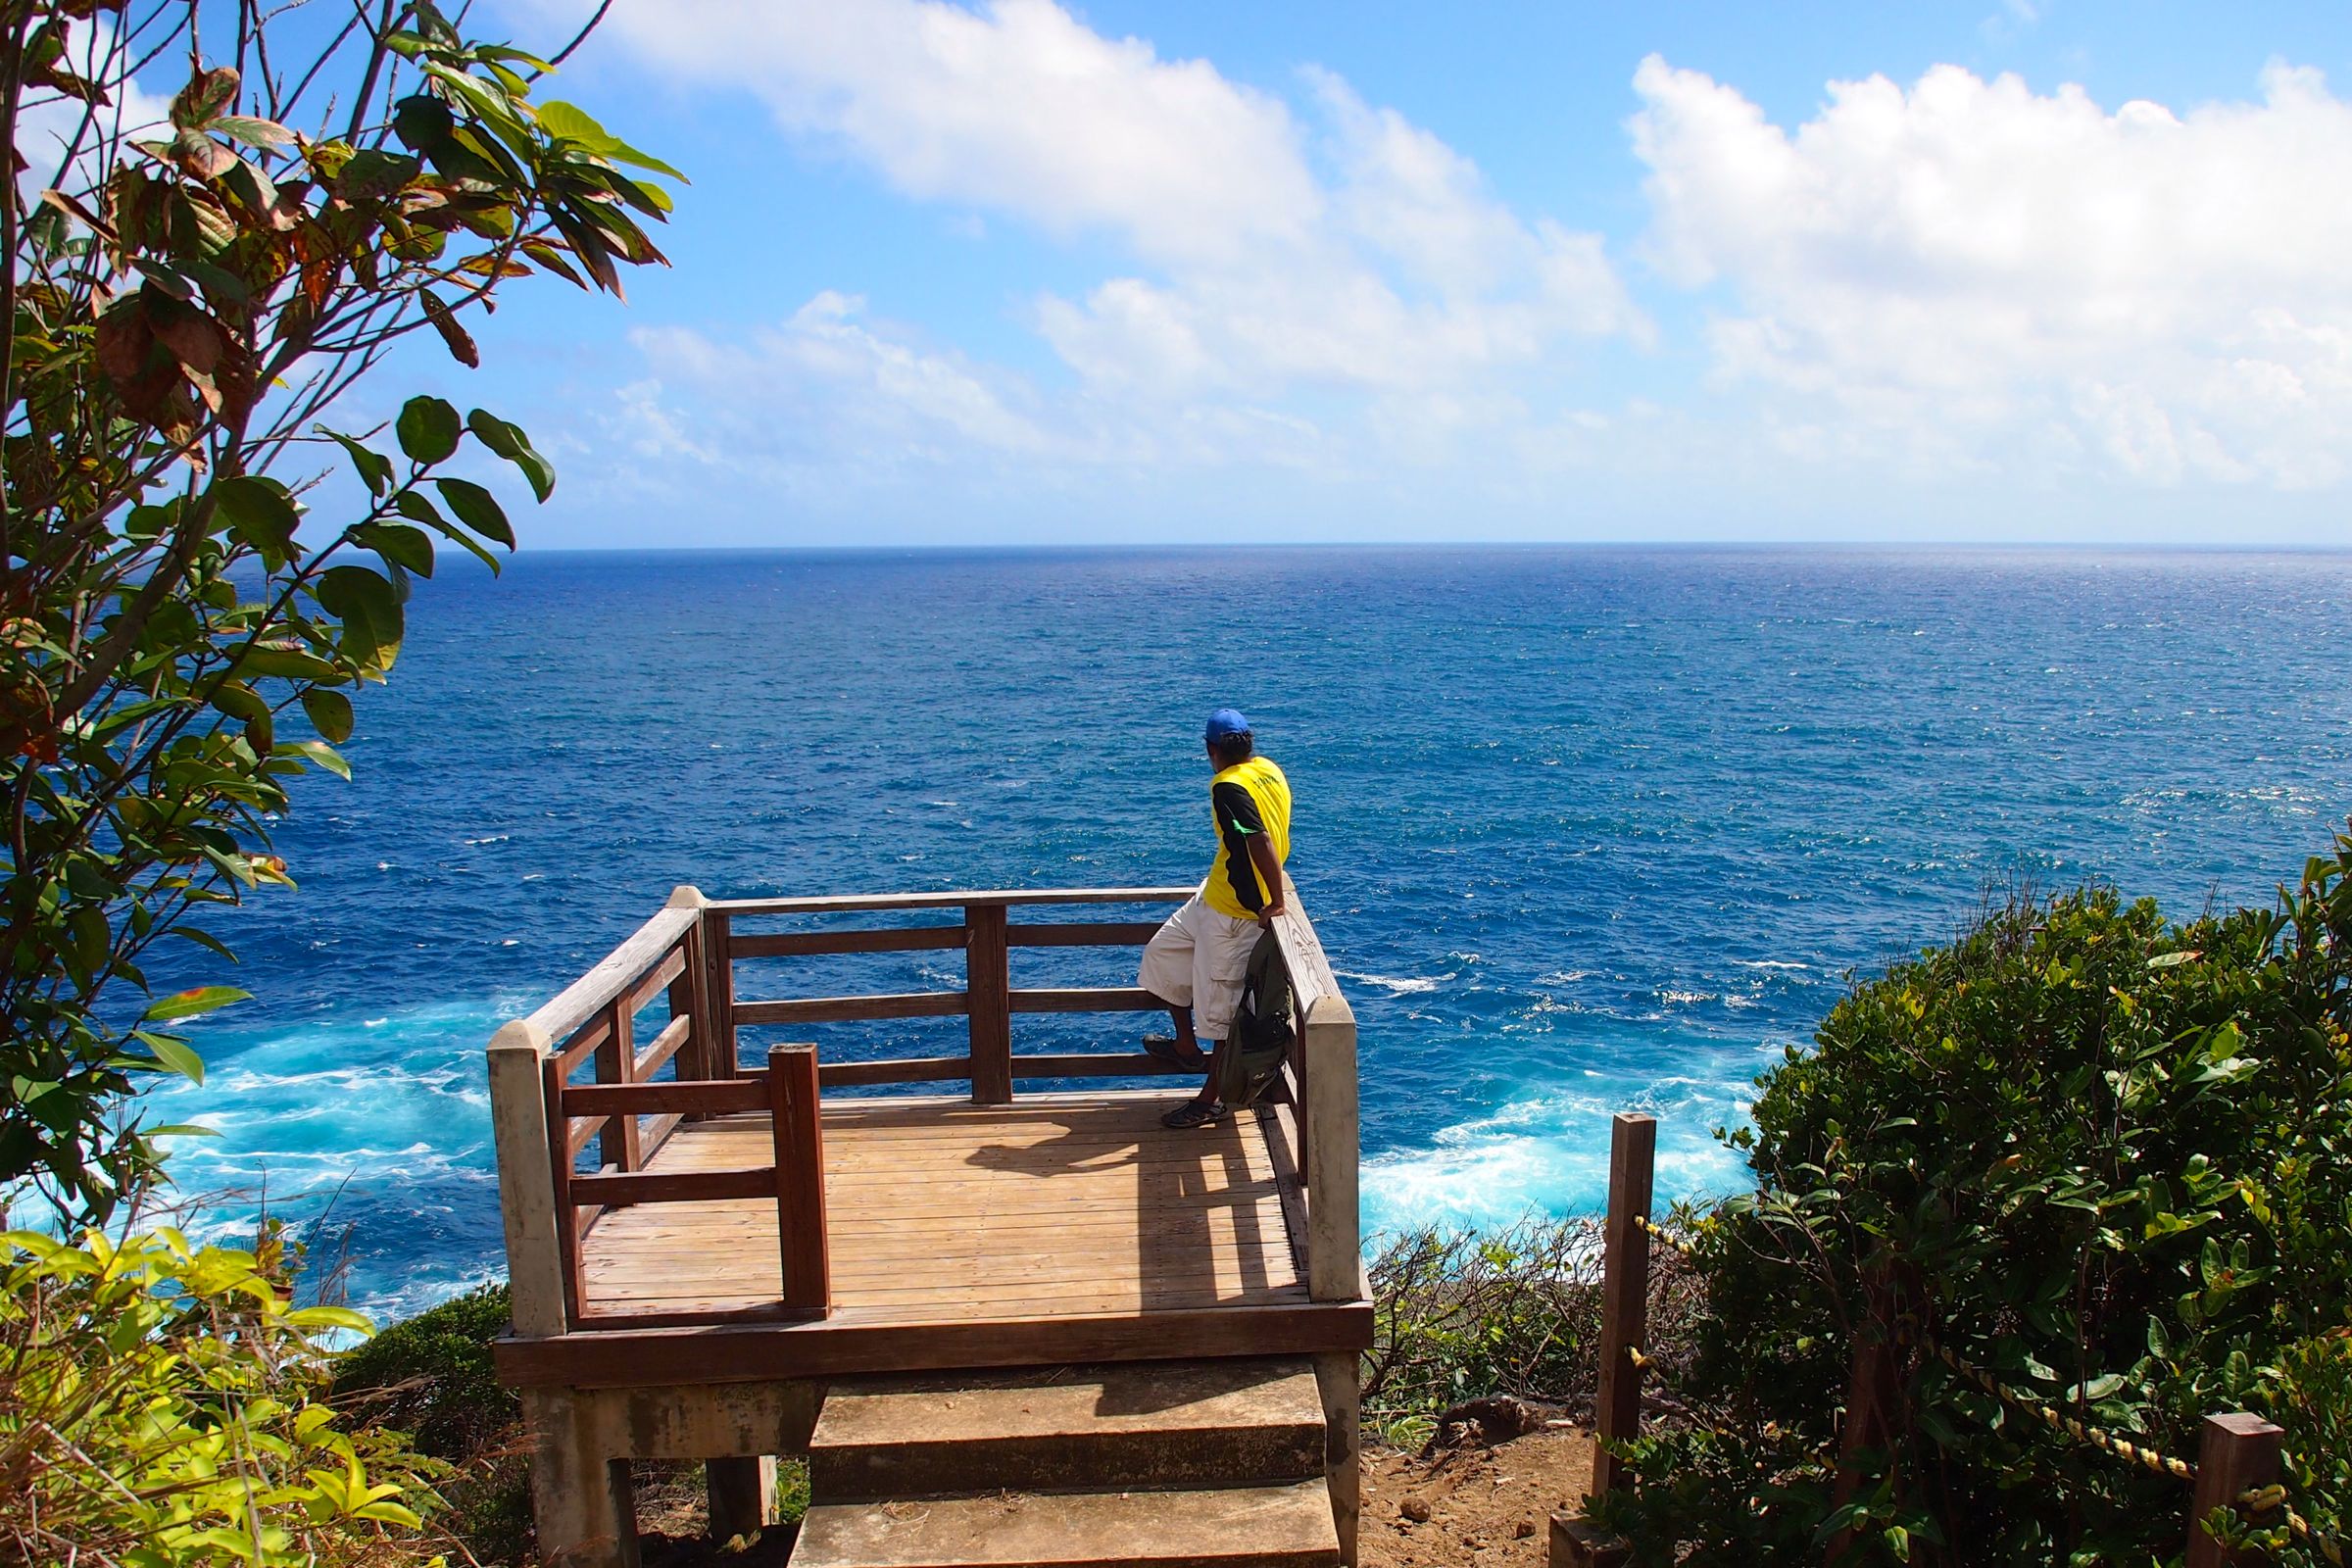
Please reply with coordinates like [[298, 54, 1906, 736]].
[[1161, 1101, 1225, 1129], [1144, 1034, 1210, 1070]]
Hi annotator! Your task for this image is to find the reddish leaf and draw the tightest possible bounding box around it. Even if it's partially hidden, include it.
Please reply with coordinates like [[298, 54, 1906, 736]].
[[171, 65, 239, 132], [93, 303, 154, 382], [171, 128, 236, 181], [419, 291, 478, 368], [145, 296, 222, 374]]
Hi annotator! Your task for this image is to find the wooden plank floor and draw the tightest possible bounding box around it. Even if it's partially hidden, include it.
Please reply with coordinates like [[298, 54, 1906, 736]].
[[576, 1091, 1305, 1325]]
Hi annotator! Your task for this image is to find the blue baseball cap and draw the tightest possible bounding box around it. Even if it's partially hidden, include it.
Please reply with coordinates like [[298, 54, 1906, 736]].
[[1204, 708, 1251, 741]]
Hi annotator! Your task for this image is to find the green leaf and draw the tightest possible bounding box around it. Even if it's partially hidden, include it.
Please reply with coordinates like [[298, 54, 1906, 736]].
[[142, 986, 251, 1023], [213, 114, 293, 149], [356, 519, 436, 576], [285, 1304, 374, 1333], [239, 646, 341, 682], [537, 100, 613, 148], [541, 100, 688, 181], [298, 687, 355, 745], [132, 1034, 206, 1084], [314, 565, 405, 672], [318, 427, 394, 496], [290, 739, 352, 780], [395, 395, 462, 465], [434, 477, 515, 547], [212, 475, 300, 565], [167, 926, 240, 963], [480, 417, 553, 501], [337, 148, 421, 202]]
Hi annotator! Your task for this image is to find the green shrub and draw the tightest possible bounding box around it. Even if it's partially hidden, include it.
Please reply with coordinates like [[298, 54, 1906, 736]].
[[1365, 1216, 1705, 1447], [1593, 829, 2352, 1566], [0, 1228, 448, 1566], [332, 1284, 528, 1564], [333, 1284, 518, 1459]]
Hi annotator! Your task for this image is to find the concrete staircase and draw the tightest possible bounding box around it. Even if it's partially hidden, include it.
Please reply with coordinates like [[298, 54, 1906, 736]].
[[789, 1357, 1341, 1568]]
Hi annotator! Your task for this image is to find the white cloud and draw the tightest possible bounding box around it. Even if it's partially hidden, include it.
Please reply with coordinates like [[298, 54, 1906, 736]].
[[1630, 55, 2352, 490], [596, 0, 1641, 412], [598, 0, 1317, 269], [15, 18, 172, 203]]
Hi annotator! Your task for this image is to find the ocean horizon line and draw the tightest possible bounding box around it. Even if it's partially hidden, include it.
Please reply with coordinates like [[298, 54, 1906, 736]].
[[483, 539, 2352, 562]]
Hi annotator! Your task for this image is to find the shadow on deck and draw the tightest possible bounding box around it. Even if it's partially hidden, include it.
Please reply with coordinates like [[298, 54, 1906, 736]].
[[583, 1090, 1306, 1324]]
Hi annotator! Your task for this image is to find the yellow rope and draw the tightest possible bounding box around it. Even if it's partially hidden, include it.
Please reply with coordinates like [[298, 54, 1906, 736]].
[[1924, 1339, 2198, 1483], [2238, 1482, 2348, 1565], [1636, 1214, 1689, 1251]]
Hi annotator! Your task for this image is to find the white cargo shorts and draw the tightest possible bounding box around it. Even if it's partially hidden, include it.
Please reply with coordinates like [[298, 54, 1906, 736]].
[[1137, 891, 1260, 1043]]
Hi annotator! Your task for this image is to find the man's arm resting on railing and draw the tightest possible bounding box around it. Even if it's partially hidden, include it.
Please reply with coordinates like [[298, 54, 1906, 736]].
[[1249, 834, 1288, 928]]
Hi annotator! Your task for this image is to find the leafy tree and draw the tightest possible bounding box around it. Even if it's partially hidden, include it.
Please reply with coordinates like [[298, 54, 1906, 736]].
[[0, 0, 679, 1218], [1593, 829, 2352, 1566]]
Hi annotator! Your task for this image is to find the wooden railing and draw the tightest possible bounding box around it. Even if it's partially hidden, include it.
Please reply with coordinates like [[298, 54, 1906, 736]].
[[710, 886, 1193, 1097], [486, 881, 1360, 1338]]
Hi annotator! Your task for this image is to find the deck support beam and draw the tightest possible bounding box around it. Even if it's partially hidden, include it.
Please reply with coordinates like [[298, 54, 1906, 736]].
[[521, 1387, 640, 1568], [705, 1455, 776, 1542], [519, 1381, 821, 1566], [1315, 1348, 1361, 1566]]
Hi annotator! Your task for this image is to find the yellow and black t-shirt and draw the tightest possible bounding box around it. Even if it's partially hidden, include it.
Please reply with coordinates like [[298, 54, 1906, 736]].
[[1203, 757, 1293, 919]]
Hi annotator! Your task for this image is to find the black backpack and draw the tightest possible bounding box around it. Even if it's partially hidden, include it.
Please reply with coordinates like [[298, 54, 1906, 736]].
[[1216, 930, 1296, 1109]]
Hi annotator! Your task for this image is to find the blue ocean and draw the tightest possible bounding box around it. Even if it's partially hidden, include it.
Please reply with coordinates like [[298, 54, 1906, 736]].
[[151, 547, 2352, 1317]]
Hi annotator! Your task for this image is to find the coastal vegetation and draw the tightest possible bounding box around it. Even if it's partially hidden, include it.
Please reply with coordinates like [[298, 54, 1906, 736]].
[[1592, 828, 2352, 1565], [0, 1, 673, 1561]]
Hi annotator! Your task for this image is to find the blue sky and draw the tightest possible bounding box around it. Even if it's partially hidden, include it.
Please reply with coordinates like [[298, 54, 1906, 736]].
[[390, 1, 2352, 548]]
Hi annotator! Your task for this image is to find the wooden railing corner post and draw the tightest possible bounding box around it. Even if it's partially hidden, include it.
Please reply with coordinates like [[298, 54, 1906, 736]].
[[665, 886, 713, 1082], [486, 1018, 567, 1339], [2185, 1412, 2284, 1568], [1589, 1110, 1657, 1504], [1301, 992, 1359, 1302], [703, 905, 737, 1077], [768, 1043, 831, 1316], [966, 901, 1012, 1105]]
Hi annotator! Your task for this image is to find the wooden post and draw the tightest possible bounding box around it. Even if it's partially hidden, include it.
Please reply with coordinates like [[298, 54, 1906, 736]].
[[966, 901, 1012, 1105], [596, 999, 642, 1172], [542, 1054, 583, 1328], [667, 887, 711, 1083], [1302, 993, 1359, 1302], [702, 907, 736, 1075], [1589, 1112, 1656, 1502], [769, 1044, 830, 1314], [486, 1019, 567, 1340], [705, 1455, 775, 1543], [2186, 1413, 2284, 1568]]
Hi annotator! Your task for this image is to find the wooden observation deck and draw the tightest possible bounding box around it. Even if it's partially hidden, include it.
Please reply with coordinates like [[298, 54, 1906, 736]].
[[486, 882, 1368, 1566]]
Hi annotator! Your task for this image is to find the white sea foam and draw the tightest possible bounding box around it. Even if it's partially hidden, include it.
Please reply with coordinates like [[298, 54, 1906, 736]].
[[1359, 1065, 1755, 1240], [1334, 969, 1454, 996]]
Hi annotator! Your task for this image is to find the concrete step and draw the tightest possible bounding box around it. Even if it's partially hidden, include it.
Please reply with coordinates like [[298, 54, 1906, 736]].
[[789, 1478, 1341, 1568], [808, 1358, 1325, 1499]]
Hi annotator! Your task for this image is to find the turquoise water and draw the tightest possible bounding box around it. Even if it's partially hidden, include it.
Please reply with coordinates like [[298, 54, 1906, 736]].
[[150, 547, 2352, 1315]]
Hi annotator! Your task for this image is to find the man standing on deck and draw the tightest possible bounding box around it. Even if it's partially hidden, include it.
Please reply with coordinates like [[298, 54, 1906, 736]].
[[1138, 708, 1293, 1129]]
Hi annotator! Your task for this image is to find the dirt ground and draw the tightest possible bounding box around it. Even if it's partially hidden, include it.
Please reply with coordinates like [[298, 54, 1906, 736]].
[[627, 1427, 1592, 1567], [1359, 1426, 1592, 1568]]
